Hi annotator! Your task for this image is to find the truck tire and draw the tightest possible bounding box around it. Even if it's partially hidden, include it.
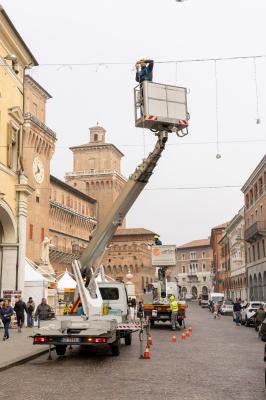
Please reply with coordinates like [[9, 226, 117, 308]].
[[110, 339, 120, 356], [55, 345, 67, 356], [125, 332, 132, 346]]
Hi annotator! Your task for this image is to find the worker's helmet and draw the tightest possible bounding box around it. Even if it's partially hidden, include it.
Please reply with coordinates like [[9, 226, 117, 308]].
[[154, 235, 160, 239], [169, 295, 175, 301], [139, 58, 145, 63]]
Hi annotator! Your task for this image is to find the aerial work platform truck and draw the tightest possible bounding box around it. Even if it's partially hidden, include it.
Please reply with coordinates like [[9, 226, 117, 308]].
[[32, 80, 189, 358]]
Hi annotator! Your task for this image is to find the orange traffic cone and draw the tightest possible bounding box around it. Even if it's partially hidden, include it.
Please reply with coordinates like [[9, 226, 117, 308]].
[[171, 335, 177, 343], [186, 330, 190, 338], [188, 326, 192, 332], [144, 345, 150, 359], [181, 333, 186, 340], [148, 336, 153, 346]]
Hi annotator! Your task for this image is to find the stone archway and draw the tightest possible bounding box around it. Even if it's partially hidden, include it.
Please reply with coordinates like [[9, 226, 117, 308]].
[[263, 272, 266, 302], [191, 286, 198, 299], [202, 286, 208, 295], [181, 287, 187, 299], [258, 273, 263, 301], [249, 275, 253, 300], [253, 274, 258, 300], [0, 200, 17, 294]]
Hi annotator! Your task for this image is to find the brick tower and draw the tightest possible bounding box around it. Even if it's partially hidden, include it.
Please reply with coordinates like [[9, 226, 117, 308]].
[[65, 126, 127, 224]]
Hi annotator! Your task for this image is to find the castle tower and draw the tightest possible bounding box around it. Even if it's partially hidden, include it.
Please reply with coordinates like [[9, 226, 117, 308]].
[[65, 126, 127, 225]]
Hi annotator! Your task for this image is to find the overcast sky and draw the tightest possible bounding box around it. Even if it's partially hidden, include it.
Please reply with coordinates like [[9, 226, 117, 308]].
[[3, 0, 266, 245]]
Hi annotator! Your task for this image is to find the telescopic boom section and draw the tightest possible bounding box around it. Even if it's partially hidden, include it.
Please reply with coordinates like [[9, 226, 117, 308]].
[[79, 131, 168, 279]]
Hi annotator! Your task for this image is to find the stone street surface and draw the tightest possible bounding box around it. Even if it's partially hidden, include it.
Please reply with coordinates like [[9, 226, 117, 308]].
[[0, 327, 49, 370], [0, 304, 264, 400]]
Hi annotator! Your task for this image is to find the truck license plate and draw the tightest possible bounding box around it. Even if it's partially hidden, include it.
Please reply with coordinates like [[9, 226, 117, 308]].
[[152, 310, 157, 317], [61, 337, 81, 343]]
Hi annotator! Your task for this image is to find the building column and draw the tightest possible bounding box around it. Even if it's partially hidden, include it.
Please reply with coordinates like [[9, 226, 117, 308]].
[[16, 174, 34, 294]]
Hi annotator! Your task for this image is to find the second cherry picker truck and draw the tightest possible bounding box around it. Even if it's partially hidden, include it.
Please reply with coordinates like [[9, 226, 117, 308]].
[[32, 79, 189, 358]]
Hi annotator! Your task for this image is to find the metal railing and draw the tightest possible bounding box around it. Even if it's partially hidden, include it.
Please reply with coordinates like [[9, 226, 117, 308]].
[[24, 112, 56, 138], [65, 169, 127, 180]]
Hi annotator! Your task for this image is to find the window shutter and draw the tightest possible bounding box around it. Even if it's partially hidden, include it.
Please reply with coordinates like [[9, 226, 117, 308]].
[[7, 122, 12, 168]]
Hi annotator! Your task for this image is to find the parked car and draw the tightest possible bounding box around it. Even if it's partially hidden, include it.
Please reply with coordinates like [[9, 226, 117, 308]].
[[240, 301, 264, 326], [201, 294, 209, 308], [220, 300, 233, 315]]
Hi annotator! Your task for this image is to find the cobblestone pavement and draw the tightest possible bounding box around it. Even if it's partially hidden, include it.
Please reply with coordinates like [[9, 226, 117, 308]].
[[0, 326, 49, 370], [0, 304, 265, 400]]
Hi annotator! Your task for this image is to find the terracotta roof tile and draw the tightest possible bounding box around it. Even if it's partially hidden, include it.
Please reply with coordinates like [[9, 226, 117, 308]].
[[177, 239, 210, 249], [114, 228, 157, 236]]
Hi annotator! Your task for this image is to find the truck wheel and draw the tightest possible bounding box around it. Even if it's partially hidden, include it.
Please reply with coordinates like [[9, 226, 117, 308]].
[[125, 333, 132, 346], [110, 339, 120, 356], [55, 345, 67, 356]]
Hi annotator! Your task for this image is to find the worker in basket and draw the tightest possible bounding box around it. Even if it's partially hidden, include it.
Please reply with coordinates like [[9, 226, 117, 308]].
[[135, 59, 154, 83], [135, 59, 154, 116], [170, 295, 179, 331], [154, 235, 162, 245]]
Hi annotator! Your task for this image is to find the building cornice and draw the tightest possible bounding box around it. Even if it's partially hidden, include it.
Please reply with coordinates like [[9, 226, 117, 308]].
[[69, 142, 124, 158], [241, 154, 266, 193], [50, 200, 97, 224], [25, 75, 52, 99], [24, 113, 57, 140]]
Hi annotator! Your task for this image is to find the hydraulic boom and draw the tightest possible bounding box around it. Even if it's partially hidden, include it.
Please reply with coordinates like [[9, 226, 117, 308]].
[[78, 131, 169, 281]]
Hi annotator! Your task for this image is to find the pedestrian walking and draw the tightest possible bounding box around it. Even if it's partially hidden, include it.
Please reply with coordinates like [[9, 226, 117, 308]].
[[14, 296, 27, 332], [34, 298, 52, 325], [213, 302, 221, 319], [233, 298, 242, 326], [26, 297, 35, 328], [0, 299, 13, 340]]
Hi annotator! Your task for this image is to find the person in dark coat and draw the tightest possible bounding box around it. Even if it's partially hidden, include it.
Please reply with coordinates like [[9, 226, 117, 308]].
[[233, 298, 242, 326], [26, 297, 35, 328], [0, 299, 13, 340], [34, 298, 52, 322], [14, 297, 28, 332]]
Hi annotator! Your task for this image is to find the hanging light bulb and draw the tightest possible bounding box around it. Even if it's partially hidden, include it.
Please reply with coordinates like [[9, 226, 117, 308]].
[[216, 154, 221, 159], [256, 118, 261, 125]]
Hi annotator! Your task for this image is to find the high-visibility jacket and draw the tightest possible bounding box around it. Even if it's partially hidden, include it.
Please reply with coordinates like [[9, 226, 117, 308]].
[[170, 300, 178, 313]]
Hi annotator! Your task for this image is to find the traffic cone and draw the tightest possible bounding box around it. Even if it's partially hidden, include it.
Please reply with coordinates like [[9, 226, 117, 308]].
[[148, 336, 153, 346], [171, 335, 177, 343], [144, 345, 150, 359], [181, 333, 186, 340], [188, 326, 192, 332], [186, 330, 190, 338]]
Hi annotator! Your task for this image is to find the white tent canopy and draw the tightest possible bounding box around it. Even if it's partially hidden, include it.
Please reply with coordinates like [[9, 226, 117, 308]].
[[57, 270, 77, 290], [24, 259, 49, 307]]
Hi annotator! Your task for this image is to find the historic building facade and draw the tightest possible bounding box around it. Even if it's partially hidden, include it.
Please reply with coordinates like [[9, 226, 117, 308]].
[[210, 223, 228, 293], [49, 176, 97, 275], [172, 239, 213, 299], [226, 208, 246, 300], [0, 7, 37, 294], [242, 154, 266, 301], [103, 228, 156, 299], [23, 76, 56, 267]]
